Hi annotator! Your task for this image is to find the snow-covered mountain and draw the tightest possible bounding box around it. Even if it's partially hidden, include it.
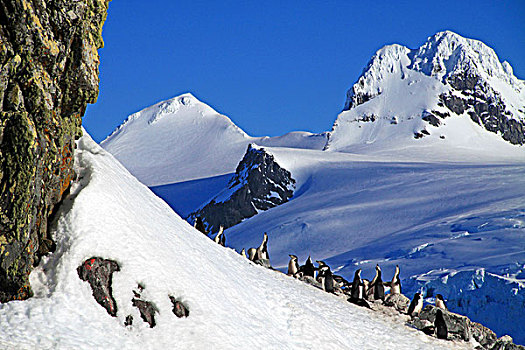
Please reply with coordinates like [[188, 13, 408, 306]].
[[326, 31, 525, 159], [101, 93, 328, 186], [0, 132, 473, 349]]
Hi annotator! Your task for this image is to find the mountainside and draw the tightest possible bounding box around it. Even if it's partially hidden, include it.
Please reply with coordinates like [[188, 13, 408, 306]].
[[326, 31, 525, 157], [0, 132, 474, 349], [101, 93, 328, 186]]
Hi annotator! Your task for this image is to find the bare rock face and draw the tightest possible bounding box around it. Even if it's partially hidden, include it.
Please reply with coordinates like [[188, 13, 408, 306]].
[[189, 144, 295, 234], [77, 257, 120, 317], [0, 0, 110, 302], [440, 72, 525, 145]]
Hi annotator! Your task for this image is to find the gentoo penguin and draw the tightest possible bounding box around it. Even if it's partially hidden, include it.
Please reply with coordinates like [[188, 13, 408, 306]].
[[214, 226, 224, 246], [407, 292, 423, 317], [240, 248, 247, 258], [299, 256, 315, 278], [318, 266, 335, 293], [247, 248, 257, 261], [255, 233, 269, 261], [372, 264, 385, 301], [390, 265, 402, 295], [435, 309, 448, 340], [435, 294, 447, 310], [287, 255, 299, 276]]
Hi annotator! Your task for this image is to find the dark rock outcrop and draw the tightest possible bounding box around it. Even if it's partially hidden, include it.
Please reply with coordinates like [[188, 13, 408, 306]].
[[169, 296, 189, 318], [77, 257, 120, 317], [440, 72, 525, 145], [189, 144, 295, 233], [408, 304, 524, 349], [132, 298, 157, 328], [0, 0, 110, 302]]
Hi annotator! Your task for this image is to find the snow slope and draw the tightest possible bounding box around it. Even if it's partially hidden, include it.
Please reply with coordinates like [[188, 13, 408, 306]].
[[0, 132, 470, 350], [101, 93, 328, 186], [223, 145, 525, 343]]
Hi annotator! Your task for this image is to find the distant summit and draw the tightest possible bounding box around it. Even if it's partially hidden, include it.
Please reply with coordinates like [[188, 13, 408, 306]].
[[329, 31, 525, 156], [102, 93, 327, 186]]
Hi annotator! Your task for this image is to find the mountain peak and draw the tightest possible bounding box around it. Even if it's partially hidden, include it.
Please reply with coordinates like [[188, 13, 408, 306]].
[[332, 31, 525, 155]]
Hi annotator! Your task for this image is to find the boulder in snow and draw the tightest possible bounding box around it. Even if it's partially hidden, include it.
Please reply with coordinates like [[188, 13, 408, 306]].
[[77, 257, 120, 317]]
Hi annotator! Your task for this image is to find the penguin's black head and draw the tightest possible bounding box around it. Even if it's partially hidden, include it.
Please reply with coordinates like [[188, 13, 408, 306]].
[[289, 254, 297, 260], [414, 292, 421, 300], [436, 294, 444, 301]]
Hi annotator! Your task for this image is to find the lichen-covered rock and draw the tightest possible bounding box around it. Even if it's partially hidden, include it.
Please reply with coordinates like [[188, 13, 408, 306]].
[[0, 0, 110, 302], [77, 257, 120, 317], [471, 321, 498, 349], [491, 336, 525, 350], [189, 144, 295, 233]]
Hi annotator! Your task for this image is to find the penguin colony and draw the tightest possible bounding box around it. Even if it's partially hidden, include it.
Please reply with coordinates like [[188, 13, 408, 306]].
[[193, 216, 451, 342]]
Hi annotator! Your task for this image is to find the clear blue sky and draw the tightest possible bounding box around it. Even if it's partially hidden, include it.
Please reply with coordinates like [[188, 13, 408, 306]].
[[85, 0, 525, 142]]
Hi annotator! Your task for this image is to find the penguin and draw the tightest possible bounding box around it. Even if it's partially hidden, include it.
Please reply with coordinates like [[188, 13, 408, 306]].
[[194, 216, 207, 235], [287, 255, 299, 276], [315, 260, 328, 283], [220, 231, 226, 247], [214, 226, 224, 246], [255, 233, 269, 261], [435, 294, 447, 310], [372, 264, 385, 301], [348, 269, 371, 308], [298, 256, 315, 278], [247, 248, 257, 261], [318, 266, 335, 293], [407, 292, 423, 317], [240, 248, 247, 258], [435, 309, 448, 340], [362, 279, 370, 300], [390, 265, 402, 295], [351, 269, 364, 300]]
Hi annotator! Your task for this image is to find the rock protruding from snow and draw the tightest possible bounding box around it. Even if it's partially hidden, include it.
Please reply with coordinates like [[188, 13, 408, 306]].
[[189, 144, 295, 233], [77, 258, 120, 317]]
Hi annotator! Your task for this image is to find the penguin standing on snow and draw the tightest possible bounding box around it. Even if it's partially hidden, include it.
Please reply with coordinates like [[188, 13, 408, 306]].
[[318, 265, 335, 293], [435, 309, 448, 340], [351, 269, 364, 300], [247, 248, 257, 261], [287, 255, 299, 276], [194, 216, 207, 235], [370, 264, 385, 301], [255, 233, 269, 261], [315, 260, 328, 283], [390, 265, 402, 295], [435, 294, 447, 310], [240, 248, 247, 258], [298, 256, 315, 278], [407, 292, 423, 317], [213, 226, 225, 246], [349, 269, 371, 308]]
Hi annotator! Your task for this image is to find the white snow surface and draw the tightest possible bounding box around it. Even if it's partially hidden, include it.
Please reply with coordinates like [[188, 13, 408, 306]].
[[101, 93, 328, 186], [0, 132, 472, 350]]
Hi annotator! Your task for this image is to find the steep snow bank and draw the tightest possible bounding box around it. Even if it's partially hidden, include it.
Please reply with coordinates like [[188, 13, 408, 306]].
[[0, 132, 470, 349]]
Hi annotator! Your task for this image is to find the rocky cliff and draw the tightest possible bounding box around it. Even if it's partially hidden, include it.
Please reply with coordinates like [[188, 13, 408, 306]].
[[189, 144, 295, 234], [0, 0, 109, 302]]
